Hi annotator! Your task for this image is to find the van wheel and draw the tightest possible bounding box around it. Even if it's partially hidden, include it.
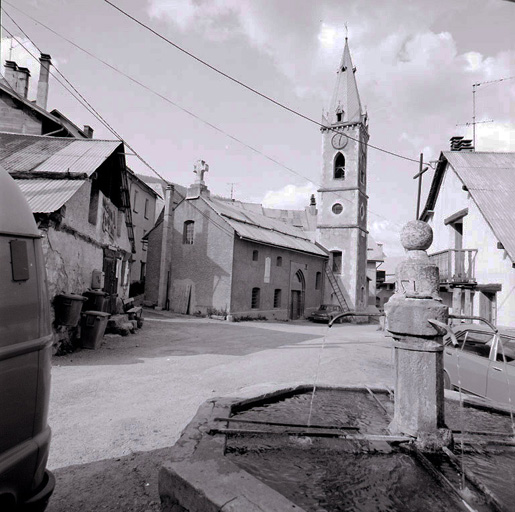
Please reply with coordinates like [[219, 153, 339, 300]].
[[443, 371, 452, 390]]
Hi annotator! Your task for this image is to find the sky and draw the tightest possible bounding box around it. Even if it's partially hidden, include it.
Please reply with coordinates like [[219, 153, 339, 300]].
[[1, 0, 514, 266]]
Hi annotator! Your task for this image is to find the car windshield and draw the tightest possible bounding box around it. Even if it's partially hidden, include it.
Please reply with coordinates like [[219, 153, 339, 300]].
[[456, 331, 492, 358], [319, 305, 328, 311]]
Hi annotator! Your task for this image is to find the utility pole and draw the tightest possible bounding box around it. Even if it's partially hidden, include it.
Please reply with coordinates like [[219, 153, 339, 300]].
[[413, 153, 428, 220]]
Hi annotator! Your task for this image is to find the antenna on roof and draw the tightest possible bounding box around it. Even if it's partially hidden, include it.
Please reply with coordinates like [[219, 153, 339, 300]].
[[227, 182, 238, 201], [456, 76, 515, 149]]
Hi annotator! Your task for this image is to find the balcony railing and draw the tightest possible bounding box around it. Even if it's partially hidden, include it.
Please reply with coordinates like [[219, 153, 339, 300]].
[[428, 249, 478, 284]]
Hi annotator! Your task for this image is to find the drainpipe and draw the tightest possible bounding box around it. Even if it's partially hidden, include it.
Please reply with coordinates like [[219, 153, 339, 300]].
[[384, 220, 452, 451], [157, 184, 174, 309]]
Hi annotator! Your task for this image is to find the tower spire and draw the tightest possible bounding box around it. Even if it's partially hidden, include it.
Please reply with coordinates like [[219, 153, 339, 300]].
[[328, 38, 363, 125]]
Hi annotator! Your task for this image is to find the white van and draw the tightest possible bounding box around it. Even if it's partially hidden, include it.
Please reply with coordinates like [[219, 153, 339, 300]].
[[0, 166, 54, 510]]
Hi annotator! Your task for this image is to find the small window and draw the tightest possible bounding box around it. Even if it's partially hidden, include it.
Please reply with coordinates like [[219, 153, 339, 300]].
[[133, 189, 139, 213], [10, 240, 29, 281], [140, 262, 146, 281], [276, 256, 282, 267], [251, 287, 261, 309], [252, 250, 259, 261], [334, 152, 345, 180], [274, 289, 282, 308], [144, 198, 149, 219], [183, 220, 194, 244], [315, 272, 322, 290]]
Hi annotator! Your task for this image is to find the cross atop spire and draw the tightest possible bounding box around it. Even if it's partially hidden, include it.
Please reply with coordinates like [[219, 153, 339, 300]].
[[327, 38, 363, 125]]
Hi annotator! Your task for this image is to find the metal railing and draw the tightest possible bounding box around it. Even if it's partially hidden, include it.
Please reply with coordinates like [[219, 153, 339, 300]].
[[428, 249, 478, 284]]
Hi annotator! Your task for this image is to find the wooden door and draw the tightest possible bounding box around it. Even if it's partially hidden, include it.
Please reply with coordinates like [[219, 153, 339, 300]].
[[291, 290, 301, 320]]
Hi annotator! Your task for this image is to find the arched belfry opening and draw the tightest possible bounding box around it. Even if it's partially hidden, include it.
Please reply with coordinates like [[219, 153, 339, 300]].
[[290, 269, 305, 320], [334, 152, 345, 180]]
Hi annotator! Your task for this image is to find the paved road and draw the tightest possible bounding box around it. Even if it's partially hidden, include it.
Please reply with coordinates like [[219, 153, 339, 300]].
[[45, 311, 393, 510], [48, 311, 393, 471]]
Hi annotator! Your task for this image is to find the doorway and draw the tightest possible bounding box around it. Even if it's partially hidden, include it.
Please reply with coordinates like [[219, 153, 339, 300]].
[[451, 220, 464, 278], [290, 269, 305, 320]]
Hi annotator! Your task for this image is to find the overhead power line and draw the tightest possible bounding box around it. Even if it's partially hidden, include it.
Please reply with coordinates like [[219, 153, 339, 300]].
[[2, 5, 402, 227], [1, 24, 237, 239], [102, 0, 426, 166]]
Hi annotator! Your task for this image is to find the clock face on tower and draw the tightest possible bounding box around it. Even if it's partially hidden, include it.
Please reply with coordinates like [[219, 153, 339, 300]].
[[331, 132, 348, 150]]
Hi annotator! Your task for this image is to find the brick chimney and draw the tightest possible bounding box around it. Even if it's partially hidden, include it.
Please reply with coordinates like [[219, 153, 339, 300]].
[[36, 53, 52, 110], [4, 61, 30, 98], [16, 67, 30, 98], [83, 125, 94, 138], [450, 136, 474, 152]]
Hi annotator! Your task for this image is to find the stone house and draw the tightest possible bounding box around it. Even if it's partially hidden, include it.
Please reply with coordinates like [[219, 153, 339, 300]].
[[421, 150, 515, 326], [126, 171, 159, 290], [144, 166, 327, 320], [0, 132, 134, 308], [366, 237, 385, 308], [1, 55, 158, 290]]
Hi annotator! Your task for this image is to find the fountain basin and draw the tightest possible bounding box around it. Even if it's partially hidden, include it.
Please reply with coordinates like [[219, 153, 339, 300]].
[[159, 386, 514, 511]]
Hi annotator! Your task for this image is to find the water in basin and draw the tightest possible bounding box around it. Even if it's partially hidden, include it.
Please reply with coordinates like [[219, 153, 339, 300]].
[[225, 389, 514, 511]]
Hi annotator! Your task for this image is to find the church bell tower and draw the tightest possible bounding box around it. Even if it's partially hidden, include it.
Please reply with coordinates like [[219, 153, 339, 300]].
[[317, 38, 369, 311]]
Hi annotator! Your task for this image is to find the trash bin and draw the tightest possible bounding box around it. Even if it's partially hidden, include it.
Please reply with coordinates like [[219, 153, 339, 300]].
[[80, 311, 110, 350], [54, 293, 87, 327], [83, 290, 108, 312]]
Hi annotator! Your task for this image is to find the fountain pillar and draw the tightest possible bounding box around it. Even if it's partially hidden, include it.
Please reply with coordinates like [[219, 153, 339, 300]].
[[384, 221, 452, 451]]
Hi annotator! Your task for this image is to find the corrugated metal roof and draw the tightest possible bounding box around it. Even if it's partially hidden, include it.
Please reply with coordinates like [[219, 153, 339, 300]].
[[205, 197, 327, 257], [444, 152, 515, 261], [15, 179, 85, 213], [0, 132, 122, 176]]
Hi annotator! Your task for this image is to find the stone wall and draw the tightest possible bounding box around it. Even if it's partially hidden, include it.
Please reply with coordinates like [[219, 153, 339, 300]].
[[39, 180, 132, 300], [127, 177, 157, 284], [169, 198, 234, 315], [230, 238, 326, 320], [144, 222, 163, 307]]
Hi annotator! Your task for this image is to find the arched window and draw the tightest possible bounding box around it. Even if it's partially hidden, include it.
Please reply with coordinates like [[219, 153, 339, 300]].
[[252, 250, 259, 261], [315, 272, 322, 290], [183, 220, 194, 244], [276, 256, 282, 267], [251, 287, 261, 309], [334, 153, 345, 180]]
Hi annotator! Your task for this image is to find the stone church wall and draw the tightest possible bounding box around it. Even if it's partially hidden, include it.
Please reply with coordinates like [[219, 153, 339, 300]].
[[230, 238, 326, 320]]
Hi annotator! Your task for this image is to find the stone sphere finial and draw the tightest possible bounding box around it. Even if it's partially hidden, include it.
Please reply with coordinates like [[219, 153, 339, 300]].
[[400, 220, 433, 251]]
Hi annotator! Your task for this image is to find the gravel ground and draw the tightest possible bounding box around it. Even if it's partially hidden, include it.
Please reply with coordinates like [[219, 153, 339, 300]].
[[45, 310, 392, 511]]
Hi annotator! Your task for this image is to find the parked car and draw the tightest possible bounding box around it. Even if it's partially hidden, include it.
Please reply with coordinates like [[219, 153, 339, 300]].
[[0, 167, 55, 510], [309, 304, 343, 323], [443, 323, 515, 406]]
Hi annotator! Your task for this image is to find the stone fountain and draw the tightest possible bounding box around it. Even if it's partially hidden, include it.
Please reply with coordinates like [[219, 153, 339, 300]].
[[159, 221, 513, 512]]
